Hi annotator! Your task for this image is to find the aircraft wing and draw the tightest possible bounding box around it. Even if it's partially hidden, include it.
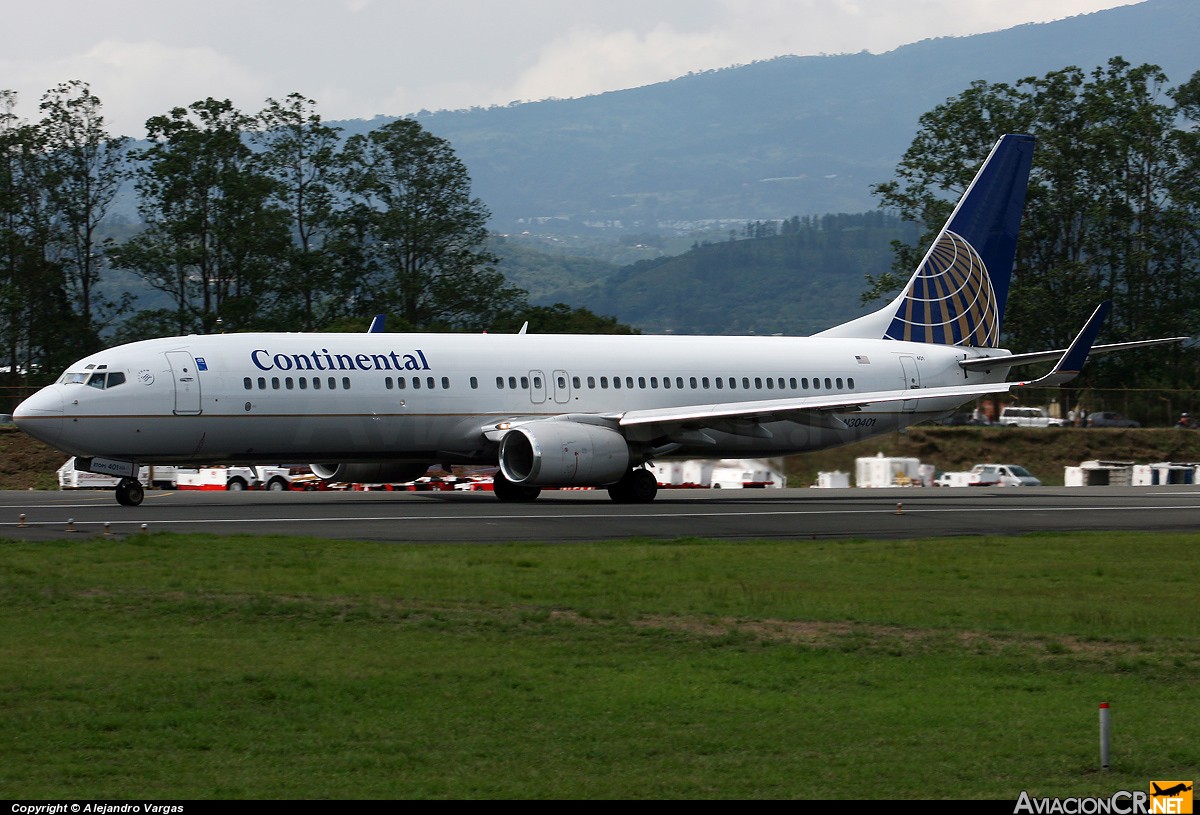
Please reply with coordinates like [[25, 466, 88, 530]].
[[621, 301, 1114, 432], [960, 302, 1187, 373]]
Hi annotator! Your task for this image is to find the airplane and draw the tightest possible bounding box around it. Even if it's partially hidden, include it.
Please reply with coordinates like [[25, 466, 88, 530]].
[[1152, 783, 1192, 797], [12, 133, 1187, 507]]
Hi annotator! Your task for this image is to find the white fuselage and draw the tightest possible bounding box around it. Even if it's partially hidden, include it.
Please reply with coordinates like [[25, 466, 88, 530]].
[[14, 331, 1010, 467]]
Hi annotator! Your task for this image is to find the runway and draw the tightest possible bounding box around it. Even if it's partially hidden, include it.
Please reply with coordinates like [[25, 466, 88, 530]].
[[2, 485, 1199, 542]]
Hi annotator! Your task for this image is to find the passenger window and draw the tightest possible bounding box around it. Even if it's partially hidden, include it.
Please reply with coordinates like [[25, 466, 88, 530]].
[[557, 376, 566, 389], [470, 377, 478, 389], [811, 378, 819, 390], [663, 377, 671, 389], [727, 377, 736, 390], [689, 377, 697, 389], [412, 377, 421, 389], [521, 376, 530, 389], [397, 378, 406, 390], [587, 376, 596, 388], [442, 377, 450, 389], [754, 377, 763, 389], [702, 377, 710, 389], [766, 378, 774, 390], [312, 377, 321, 390], [651, 377, 658, 389], [299, 378, 308, 390], [342, 377, 351, 389], [836, 378, 843, 389], [676, 377, 684, 389], [285, 377, 294, 390], [573, 376, 581, 389], [742, 377, 750, 389], [626, 377, 634, 389], [327, 377, 336, 389], [532, 376, 541, 388], [385, 377, 393, 390], [613, 377, 622, 390], [790, 378, 797, 389], [496, 376, 504, 389], [638, 376, 646, 389], [244, 377, 252, 390], [508, 376, 517, 389], [257, 377, 266, 389], [272, 377, 281, 390], [600, 376, 608, 389], [428, 377, 436, 389], [802, 378, 809, 389], [825, 378, 833, 389], [715, 377, 723, 389]]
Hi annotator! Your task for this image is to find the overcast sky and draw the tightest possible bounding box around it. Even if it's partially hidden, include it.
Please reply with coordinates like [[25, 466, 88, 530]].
[[4, 0, 1142, 137]]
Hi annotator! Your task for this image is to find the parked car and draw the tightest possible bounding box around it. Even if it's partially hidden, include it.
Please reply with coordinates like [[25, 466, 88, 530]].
[[998, 406, 1065, 428], [1086, 411, 1140, 428]]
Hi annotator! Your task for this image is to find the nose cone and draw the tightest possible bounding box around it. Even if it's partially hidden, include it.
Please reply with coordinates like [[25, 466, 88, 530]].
[[13, 387, 64, 448]]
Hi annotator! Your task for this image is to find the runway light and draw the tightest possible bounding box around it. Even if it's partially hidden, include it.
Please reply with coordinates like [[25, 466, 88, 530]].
[[103, 522, 111, 536], [18, 513, 26, 528], [141, 523, 149, 534], [66, 518, 76, 533], [896, 502, 903, 515]]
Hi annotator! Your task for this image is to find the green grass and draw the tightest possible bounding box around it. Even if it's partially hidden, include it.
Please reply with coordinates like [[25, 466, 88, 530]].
[[1, 532, 1197, 799]]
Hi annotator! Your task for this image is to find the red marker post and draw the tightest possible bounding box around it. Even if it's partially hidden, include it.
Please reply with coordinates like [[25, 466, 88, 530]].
[[1099, 702, 1111, 771]]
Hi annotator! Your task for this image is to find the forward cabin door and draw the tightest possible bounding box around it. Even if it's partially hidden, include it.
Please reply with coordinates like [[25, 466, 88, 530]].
[[165, 350, 203, 415]]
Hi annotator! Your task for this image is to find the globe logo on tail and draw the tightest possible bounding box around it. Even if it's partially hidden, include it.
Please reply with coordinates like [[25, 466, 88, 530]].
[[884, 230, 1000, 347]]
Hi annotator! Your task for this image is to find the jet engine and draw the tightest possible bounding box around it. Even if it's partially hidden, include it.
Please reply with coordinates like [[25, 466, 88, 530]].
[[498, 421, 630, 486], [309, 462, 431, 485]]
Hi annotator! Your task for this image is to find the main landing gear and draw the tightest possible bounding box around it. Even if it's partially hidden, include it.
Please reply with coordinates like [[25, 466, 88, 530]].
[[607, 468, 658, 504], [492, 470, 542, 502], [490, 467, 658, 503], [115, 477, 145, 507]]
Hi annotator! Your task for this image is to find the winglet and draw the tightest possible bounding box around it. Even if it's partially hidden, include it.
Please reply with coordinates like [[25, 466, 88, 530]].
[[367, 314, 386, 333], [1024, 301, 1110, 387]]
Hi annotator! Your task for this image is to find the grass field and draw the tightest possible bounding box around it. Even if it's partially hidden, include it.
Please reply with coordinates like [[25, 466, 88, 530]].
[[1, 531, 1197, 799]]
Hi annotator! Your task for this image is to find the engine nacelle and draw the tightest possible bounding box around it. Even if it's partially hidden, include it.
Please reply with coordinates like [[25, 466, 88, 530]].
[[499, 421, 630, 486], [309, 462, 431, 484]]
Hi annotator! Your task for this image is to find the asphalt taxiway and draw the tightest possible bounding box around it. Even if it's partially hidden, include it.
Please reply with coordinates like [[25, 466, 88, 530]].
[[1, 486, 1199, 542]]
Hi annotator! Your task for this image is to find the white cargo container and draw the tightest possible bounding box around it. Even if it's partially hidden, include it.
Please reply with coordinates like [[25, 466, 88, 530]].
[[855, 454, 922, 488]]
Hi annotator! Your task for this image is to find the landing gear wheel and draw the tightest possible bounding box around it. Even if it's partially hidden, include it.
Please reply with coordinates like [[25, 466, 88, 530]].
[[608, 468, 658, 504], [115, 478, 144, 507], [492, 470, 541, 502]]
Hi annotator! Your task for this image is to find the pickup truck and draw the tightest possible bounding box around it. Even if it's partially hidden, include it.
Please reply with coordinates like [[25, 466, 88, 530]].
[[935, 464, 1042, 487], [998, 406, 1065, 428], [967, 464, 1042, 487]]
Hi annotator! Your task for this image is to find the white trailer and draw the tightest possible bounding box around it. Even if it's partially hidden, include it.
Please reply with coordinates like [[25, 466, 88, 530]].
[[175, 465, 308, 491]]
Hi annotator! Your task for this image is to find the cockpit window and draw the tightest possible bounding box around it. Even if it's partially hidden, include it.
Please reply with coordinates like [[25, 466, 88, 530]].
[[59, 370, 126, 388]]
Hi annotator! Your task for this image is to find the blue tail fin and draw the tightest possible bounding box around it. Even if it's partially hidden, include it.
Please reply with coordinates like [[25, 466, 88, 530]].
[[884, 133, 1035, 346], [818, 133, 1035, 346]]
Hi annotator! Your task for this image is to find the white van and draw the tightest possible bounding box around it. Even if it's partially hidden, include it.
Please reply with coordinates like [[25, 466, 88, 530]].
[[998, 406, 1064, 428]]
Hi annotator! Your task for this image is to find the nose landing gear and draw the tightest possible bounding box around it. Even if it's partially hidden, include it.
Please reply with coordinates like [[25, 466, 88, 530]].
[[115, 478, 145, 507]]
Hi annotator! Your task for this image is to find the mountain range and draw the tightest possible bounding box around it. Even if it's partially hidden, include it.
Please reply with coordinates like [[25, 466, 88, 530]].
[[345, 0, 1197, 236]]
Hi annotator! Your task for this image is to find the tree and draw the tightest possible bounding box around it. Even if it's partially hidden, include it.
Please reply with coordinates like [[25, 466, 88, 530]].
[[38, 80, 132, 347], [340, 118, 524, 330], [868, 59, 1200, 395], [110, 98, 290, 334], [254, 93, 348, 331], [0, 91, 78, 382]]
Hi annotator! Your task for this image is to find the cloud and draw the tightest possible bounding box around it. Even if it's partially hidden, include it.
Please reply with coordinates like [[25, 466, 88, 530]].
[[2, 39, 270, 137]]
